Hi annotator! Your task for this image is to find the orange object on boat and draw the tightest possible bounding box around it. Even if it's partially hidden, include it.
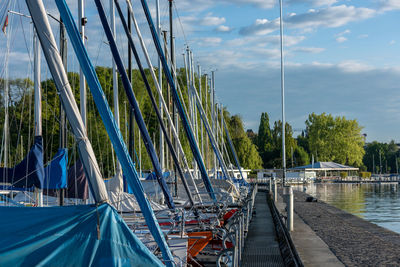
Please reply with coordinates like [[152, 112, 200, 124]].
[[187, 231, 213, 257]]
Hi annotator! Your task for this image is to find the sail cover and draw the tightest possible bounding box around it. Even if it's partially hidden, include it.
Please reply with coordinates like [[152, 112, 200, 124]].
[[0, 203, 163, 266], [43, 148, 68, 189], [0, 136, 44, 189]]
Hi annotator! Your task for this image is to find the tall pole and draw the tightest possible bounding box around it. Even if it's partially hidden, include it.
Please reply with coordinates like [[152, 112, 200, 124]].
[[156, 0, 164, 172], [279, 0, 286, 185], [110, 0, 121, 175], [205, 74, 209, 169], [34, 29, 43, 207], [199, 65, 204, 159], [169, 0, 178, 195], [59, 19, 68, 206], [78, 0, 86, 126], [128, 2, 135, 163], [212, 71, 217, 179]]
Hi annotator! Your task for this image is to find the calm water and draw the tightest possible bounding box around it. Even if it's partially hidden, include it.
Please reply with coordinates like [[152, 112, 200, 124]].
[[293, 183, 400, 234]]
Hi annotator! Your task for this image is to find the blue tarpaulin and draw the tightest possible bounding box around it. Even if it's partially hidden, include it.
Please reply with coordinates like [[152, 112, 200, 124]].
[[43, 148, 68, 189], [0, 203, 163, 266], [0, 136, 44, 189]]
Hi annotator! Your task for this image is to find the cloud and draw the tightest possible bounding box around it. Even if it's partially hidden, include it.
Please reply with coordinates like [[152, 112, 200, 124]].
[[288, 0, 338, 6], [337, 60, 374, 73], [239, 18, 279, 36], [357, 34, 369, 39], [286, 5, 376, 29], [195, 37, 222, 47], [291, 47, 325, 53], [240, 5, 375, 36], [216, 25, 232, 33], [378, 0, 400, 11], [336, 36, 347, 43], [201, 14, 226, 26], [390, 40, 396, 45]]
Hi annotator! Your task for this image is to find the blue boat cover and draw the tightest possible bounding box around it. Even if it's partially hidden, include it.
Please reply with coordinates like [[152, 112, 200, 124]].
[[0, 203, 163, 266], [43, 148, 68, 189], [0, 136, 44, 189]]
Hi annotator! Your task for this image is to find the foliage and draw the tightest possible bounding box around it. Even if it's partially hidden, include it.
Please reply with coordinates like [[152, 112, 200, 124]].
[[359, 172, 371, 178], [305, 112, 365, 167], [363, 141, 399, 173]]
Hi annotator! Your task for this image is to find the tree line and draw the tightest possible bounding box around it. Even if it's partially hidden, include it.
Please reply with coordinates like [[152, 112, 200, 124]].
[[251, 112, 400, 173]]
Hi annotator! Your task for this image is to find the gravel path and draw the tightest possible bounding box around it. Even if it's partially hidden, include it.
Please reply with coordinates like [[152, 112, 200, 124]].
[[292, 190, 400, 266]]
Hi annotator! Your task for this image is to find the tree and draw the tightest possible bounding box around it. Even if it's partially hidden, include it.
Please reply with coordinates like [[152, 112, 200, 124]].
[[306, 112, 365, 167], [226, 114, 262, 169], [363, 141, 399, 173]]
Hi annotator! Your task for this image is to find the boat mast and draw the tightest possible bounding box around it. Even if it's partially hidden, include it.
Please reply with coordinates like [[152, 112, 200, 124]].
[[127, 2, 134, 170], [59, 18, 68, 206], [34, 28, 43, 207], [156, 0, 164, 172], [198, 65, 204, 160], [78, 0, 86, 127], [279, 0, 286, 185], [212, 71, 216, 179], [110, 0, 121, 176]]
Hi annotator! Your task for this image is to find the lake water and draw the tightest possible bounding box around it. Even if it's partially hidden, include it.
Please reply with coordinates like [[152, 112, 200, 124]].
[[293, 183, 400, 234]]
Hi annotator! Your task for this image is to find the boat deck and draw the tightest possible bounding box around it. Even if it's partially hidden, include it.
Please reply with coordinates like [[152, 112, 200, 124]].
[[241, 191, 284, 267]]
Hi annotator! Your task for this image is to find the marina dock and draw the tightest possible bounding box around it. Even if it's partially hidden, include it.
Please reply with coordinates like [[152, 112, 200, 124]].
[[241, 191, 284, 266]]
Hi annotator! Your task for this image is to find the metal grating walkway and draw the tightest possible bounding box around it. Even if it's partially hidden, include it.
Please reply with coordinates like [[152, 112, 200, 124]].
[[241, 191, 285, 267]]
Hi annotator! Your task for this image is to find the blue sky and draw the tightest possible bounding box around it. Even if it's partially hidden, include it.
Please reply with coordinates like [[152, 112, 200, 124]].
[[1, 0, 400, 142]]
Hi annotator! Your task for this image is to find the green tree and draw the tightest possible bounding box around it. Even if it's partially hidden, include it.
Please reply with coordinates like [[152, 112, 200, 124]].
[[306, 112, 365, 167]]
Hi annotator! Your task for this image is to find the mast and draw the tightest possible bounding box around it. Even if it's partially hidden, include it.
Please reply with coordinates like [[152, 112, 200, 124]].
[[198, 65, 204, 160], [3, 14, 10, 172], [156, 0, 164, 172], [34, 28, 43, 207], [59, 18, 68, 206], [212, 71, 216, 179], [127, 0, 134, 166], [279, 0, 286, 185], [110, 0, 121, 176], [78, 0, 86, 126]]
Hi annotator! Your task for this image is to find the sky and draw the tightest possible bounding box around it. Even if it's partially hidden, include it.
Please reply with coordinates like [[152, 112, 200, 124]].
[[1, 0, 400, 143]]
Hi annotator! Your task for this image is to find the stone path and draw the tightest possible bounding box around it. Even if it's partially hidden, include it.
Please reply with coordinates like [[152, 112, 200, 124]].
[[293, 190, 400, 266]]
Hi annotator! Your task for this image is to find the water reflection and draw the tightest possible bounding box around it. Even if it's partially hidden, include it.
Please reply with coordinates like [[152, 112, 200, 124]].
[[293, 183, 400, 234]]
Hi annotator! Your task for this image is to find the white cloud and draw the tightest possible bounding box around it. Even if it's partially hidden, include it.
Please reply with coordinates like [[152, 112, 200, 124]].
[[286, 5, 376, 29], [195, 37, 222, 47], [216, 25, 232, 33], [288, 0, 338, 6], [336, 36, 347, 43], [239, 18, 279, 36], [336, 29, 351, 36], [240, 5, 375, 36], [291, 47, 325, 53], [390, 40, 396, 45], [337, 61, 374, 72], [378, 0, 400, 11], [201, 14, 226, 26]]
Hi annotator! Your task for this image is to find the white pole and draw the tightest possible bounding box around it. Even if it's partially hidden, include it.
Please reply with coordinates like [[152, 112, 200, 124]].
[[156, 0, 164, 172], [212, 71, 217, 179], [279, 0, 286, 185], [198, 65, 204, 159], [78, 0, 86, 127], [110, 0, 121, 176], [34, 29, 43, 207]]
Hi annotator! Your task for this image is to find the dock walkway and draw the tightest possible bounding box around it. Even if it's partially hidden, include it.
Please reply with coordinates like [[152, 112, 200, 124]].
[[241, 191, 284, 267]]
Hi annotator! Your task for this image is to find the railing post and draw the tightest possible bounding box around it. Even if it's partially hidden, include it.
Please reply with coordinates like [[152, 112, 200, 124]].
[[274, 179, 278, 203], [283, 185, 294, 231]]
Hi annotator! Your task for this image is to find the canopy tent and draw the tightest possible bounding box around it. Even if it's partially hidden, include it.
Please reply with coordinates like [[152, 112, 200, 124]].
[[292, 162, 359, 171], [0, 203, 162, 266]]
